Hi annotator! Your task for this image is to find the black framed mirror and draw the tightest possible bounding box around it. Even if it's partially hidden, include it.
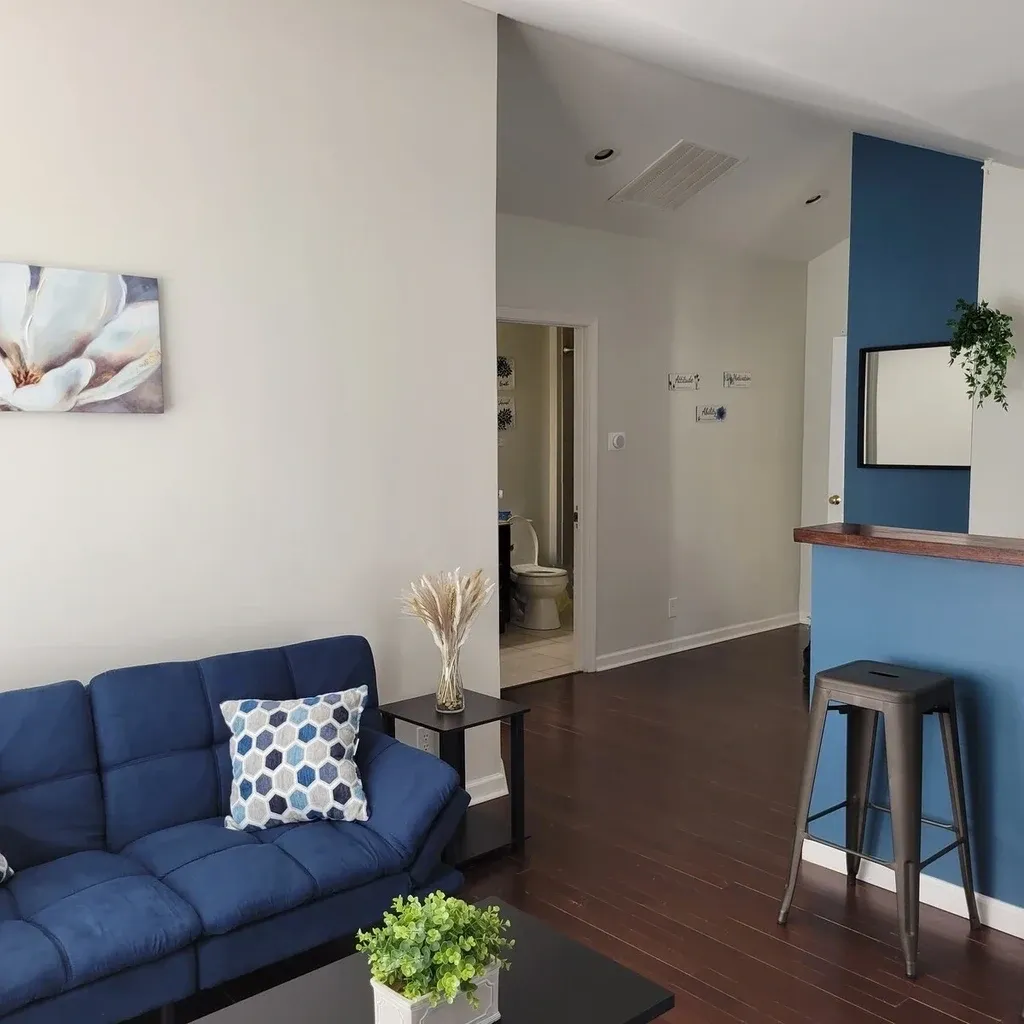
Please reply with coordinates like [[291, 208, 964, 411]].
[[859, 342, 972, 469]]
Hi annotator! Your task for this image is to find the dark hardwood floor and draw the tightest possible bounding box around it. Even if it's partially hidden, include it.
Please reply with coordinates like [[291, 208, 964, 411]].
[[131, 626, 1023, 1022], [464, 625, 1024, 1023]]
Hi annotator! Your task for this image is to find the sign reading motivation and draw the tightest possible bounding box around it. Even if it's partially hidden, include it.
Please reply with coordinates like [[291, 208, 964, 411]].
[[668, 372, 700, 391], [723, 371, 751, 388], [696, 405, 727, 423]]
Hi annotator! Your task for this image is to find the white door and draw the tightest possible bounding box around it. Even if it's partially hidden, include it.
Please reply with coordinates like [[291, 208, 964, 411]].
[[827, 336, 847, 522]]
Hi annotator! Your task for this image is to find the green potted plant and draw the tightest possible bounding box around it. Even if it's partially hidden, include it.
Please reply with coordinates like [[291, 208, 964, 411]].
[[948, 298, 1016, 409], [357, 893, 513, 1024]]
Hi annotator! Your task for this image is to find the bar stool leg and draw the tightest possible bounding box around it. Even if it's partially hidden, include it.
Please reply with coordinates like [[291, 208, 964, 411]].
[[938, 702, 981, 930], [845, 707, 878, 885], [883, 702, 923, 978], [779, 684, 829, 925]]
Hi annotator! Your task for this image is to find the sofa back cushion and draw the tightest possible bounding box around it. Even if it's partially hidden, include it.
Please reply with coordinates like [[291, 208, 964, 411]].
[[0, 681, 106, 869], [89, 636, 379, 851]]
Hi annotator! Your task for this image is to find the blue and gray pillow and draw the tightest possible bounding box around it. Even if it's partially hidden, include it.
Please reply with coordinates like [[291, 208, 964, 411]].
[[221, 687, 369, 831], [0, 851, 12, 884]]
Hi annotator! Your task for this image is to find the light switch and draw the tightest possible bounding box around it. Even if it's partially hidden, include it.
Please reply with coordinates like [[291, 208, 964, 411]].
[[608, 432, 626, 451]]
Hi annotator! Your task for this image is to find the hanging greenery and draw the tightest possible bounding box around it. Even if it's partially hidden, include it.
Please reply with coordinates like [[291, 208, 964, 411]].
[[947, 298, 1015, 410]]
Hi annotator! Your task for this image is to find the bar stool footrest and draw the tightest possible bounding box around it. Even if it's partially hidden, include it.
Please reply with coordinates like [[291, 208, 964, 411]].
[[803, 833, 892, 869]]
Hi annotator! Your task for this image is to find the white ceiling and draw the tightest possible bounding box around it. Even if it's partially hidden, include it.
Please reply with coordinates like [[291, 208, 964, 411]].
[[481, 0, 1024, 261], [498, 22, 852, 261]]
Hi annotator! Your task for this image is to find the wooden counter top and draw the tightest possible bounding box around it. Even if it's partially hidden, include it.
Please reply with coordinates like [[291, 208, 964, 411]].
[[794, 522, 1024, 567]]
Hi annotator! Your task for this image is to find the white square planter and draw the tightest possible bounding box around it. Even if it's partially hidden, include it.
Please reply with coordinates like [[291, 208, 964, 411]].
[[370, 962, 500, 1024]]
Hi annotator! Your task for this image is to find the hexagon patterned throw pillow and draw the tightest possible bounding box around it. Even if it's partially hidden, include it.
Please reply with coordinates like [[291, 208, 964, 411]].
[[221, 687, 369, 830]]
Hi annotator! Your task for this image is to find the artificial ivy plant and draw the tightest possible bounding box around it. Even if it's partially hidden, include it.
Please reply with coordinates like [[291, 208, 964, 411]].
[[357, 893, 513, 1007], [947, 298, 1015, 410]]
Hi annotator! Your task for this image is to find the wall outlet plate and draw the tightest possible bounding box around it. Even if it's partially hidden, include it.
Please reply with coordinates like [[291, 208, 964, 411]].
[[416, 727, 436, 756], [668, 597, 678, 619]]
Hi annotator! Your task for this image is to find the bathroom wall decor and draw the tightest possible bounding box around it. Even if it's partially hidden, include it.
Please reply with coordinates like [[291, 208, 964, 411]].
[[497, 355, 515, 390], [498, 394, 516, 431], [0, 262, 162, 413], [723, 371, 751, 388]]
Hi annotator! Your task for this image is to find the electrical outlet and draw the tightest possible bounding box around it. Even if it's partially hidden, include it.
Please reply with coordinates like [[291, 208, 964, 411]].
[[416, 727, 436, 755], [668, 597, 678, 619]]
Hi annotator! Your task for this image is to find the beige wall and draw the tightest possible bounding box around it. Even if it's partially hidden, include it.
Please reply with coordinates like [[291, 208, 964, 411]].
[[498, 214, 807, 662], [497, 322, 554, 562], [0, 0, 501, 787], [669, 245, 807, 640]]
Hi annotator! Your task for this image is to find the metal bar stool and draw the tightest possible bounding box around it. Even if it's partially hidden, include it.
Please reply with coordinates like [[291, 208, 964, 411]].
[[778, 660, 980, 978]]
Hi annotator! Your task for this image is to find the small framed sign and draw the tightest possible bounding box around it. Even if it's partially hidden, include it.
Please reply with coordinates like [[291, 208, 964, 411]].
[[498, 395, 516, 431], [669, 372, 700, 391], [696, 404, 727, 423], [497, 356, 515, 390], [723, 371, 751, 388]]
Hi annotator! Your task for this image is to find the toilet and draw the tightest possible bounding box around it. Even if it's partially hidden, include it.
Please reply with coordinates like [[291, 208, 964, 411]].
[[509, 516, 568, 631]]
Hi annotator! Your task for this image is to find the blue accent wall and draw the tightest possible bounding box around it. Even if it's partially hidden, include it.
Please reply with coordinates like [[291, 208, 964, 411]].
[[809, 545, 1024, 907], [845, 134, 983, 531]]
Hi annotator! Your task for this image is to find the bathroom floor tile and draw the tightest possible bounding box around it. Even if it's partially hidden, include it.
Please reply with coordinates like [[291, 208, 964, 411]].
[[500, 634, 576, 689]]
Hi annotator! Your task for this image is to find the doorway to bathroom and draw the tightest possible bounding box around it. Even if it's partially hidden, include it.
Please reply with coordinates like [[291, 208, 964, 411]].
[[497, 319, 581, 688]]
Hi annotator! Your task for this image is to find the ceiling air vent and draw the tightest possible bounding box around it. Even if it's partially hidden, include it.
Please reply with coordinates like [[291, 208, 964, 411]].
[[609, 139, 742, 211]]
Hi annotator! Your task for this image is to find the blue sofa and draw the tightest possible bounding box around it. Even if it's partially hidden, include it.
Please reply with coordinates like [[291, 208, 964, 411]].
[[0, 636, 470, 1023]]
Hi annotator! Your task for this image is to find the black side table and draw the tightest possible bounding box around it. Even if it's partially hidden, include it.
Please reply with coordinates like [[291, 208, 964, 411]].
[[377, 689, 529, 867]]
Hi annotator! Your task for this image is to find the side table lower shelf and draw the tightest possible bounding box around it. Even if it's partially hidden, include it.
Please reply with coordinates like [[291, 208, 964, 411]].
[[448, 796, 530, 868]]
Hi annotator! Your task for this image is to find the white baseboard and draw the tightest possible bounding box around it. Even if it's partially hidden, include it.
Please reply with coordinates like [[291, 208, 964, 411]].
[[466, 770, 508, 806], [802, 838, 1024, 939], [595, 613, 801, 672]]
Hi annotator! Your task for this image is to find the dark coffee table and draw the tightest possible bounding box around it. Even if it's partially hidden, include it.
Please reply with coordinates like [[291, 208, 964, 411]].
[[198, 900, 673, 1023]]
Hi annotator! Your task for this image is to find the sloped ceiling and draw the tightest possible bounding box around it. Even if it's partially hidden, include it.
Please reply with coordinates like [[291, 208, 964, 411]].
[[498, 22, 851, 261]]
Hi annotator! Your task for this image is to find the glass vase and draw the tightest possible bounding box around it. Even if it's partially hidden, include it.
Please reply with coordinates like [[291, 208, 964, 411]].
[[435, 647, 465, 714]]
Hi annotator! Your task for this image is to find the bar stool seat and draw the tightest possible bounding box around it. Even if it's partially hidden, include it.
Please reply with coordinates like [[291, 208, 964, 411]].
[[778, 660, 980, 978]]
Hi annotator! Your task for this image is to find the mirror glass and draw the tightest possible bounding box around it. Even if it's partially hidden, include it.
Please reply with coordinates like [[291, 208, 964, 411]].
[[861, 345, 972, 468]]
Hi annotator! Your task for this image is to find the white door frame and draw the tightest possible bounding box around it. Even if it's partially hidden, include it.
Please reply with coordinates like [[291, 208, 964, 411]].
[[497, 306, 598, 674], [827, 336, 847, 524]]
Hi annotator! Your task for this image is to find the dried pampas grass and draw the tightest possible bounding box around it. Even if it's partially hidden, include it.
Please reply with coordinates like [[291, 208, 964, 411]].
[[402, 569, 494, 712]]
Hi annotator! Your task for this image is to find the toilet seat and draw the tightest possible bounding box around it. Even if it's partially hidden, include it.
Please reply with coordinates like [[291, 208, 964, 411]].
[[507, 516, 565, 577], [512, 564, 567, 579]]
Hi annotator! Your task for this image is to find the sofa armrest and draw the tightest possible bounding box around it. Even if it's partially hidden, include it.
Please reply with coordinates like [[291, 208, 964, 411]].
[[357, 728, 461, 865]]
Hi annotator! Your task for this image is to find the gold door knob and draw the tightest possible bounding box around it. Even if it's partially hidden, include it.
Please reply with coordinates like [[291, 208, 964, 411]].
[[828, 494, 841, 506]]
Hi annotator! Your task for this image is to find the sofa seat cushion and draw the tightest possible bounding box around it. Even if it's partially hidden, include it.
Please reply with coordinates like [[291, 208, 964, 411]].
[[0, 914, 66, 1016], [250, 819, 405, 895], [123, 816, 407, 935], [0, 850, 199, 1006], [123, 819, 315, 935]]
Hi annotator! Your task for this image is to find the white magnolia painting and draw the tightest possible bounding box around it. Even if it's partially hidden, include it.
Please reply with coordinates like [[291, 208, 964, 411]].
[[0, 262, 162, 413]]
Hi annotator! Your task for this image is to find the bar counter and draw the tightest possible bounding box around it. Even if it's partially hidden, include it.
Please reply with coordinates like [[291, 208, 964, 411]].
[[795, 522, 1024, 567], [797, 522, 1024, 917]]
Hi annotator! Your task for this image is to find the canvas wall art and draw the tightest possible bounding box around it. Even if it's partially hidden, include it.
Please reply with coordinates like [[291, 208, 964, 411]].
[[0, 262, 162, 413]]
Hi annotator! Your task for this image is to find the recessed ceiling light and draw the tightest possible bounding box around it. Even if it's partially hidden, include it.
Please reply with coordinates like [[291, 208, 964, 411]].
[[587, 147, 618, 166]]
